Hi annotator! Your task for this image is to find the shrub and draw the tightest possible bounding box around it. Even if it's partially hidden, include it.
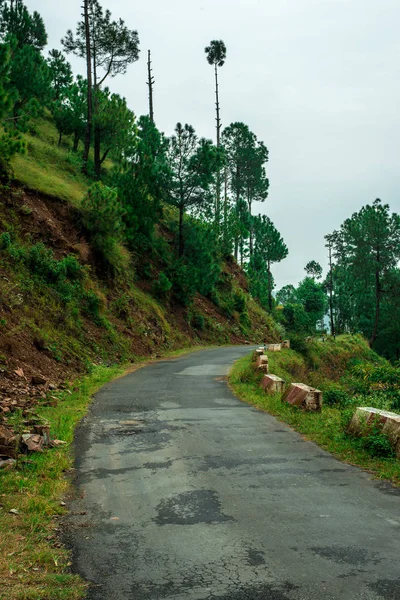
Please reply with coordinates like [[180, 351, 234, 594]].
[[81, 182, 126, 272], [169, 263, 197, 307], [239, 310, 251, 329], [208, 289, 220, 307], [233, 290, 246, 313], [354, 415, 396, 458], [324, 385, 352, 407], [0, 231, 11, 249], [153, 272, 172, 298], [24, 244, 84, 286], [192, 313, 205, 331], [82, 290, 102, 320], [290, 334, 310, 356], [361, 431, 395, 458]]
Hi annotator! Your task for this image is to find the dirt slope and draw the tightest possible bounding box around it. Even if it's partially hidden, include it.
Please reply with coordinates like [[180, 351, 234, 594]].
[[0, 185, 279, 418]]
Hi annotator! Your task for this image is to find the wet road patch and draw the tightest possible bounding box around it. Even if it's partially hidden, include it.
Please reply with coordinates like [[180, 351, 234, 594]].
[[154, 490, 234, 525]]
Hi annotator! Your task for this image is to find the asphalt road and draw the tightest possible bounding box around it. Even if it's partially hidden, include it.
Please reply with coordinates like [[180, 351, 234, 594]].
[[68, 346, 400, 600]]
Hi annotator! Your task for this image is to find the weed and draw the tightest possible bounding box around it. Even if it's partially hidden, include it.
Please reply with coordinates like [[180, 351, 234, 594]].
[[324, 385, 352, 407], [357, 416, 396, 458]]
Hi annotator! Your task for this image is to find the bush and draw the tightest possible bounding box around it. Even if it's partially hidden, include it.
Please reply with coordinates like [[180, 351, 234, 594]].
[[82, 290, 102, 321], [153, 272, 172, 298], [361, 431, 395, 458], [0, 236, 107, 326], [290, 334, 310, 356], [191, 313, 205, 331], [81, 182, 126, 272], [168, 262, 197, 307], [233, 290, 246, 313], [0, 231, 11, 249], [324, 385, 352, 407], [208, 289, 220, 307]]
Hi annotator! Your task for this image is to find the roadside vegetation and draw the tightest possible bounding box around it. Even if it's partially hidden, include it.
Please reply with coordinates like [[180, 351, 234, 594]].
[[0, 365, 123, 600], [229, 336, 400, 485], [0, 0, 399, 598]]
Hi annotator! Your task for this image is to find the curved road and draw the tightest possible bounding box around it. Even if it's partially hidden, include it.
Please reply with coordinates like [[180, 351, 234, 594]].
[[68, 346, 400, 600]]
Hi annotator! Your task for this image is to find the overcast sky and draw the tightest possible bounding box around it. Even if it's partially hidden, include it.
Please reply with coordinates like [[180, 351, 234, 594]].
[[27, 0, 400, 289]]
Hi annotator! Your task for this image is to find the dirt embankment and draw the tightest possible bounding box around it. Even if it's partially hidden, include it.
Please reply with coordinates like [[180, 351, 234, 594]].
[[0, 186, 278, 420]]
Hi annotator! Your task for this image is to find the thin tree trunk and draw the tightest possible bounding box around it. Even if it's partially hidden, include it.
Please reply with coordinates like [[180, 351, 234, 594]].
[[248, 197, 253, 255], [93, 43, 101, 180], [147, 50, 155, 123], [178, 204, 184, 258], [215, 64, 221, 147], [94, 123, 101, 179], [234, 165, 239, 261], [82, 0, 92, 175], [267, 261, 272, 311], [100, 147, 111, 165], [73, 130, 80, 152], [58, 131, 62, 146], [214, 63, 221, 233], [328, 243, 335, 338], [223, 166, 228, 254], [369, 261, 381, 347]]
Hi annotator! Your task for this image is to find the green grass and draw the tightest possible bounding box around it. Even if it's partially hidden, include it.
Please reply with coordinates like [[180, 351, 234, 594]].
[[229, 352, 400, 486], [9, 115, 115, 206], [0, 364, 125, 600], [10, 117, 90, 206]]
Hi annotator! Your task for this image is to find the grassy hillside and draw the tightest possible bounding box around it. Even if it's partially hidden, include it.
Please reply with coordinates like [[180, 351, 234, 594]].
[[0, 169, 279, 408], [10, 115, 90, 205], [229, 337, 400, 485]]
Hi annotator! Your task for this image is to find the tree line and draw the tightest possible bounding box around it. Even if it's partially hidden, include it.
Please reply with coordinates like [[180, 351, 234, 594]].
[[0, 0, 288, 313], [276, 201, 400, 362], [2, 1, 397, 359]]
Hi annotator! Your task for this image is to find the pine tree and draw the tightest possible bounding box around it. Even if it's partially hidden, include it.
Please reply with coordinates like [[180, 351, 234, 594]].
[[0, 0, 47, 51], [47, 49, 73, 100], [304, 260, 323, 280], [205, 40, 226, 229], [0, 1, 50, 129], [250, 215, 288, 310], [0, 41, 24, 178], [329, 199, 400, 347], [166, 123, 219, 257], [63, 0, 140, 178]]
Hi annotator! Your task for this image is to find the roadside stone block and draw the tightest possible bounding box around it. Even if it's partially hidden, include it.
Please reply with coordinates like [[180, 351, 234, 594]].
[[282, 383, 322, 412], [282, 340, 290, 349], [253, 349, 264, 362], [265, 343, 282, 352], [256, 355, 269, 372], [348, 407, 400, 458], [260, 374, 285, 395]]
